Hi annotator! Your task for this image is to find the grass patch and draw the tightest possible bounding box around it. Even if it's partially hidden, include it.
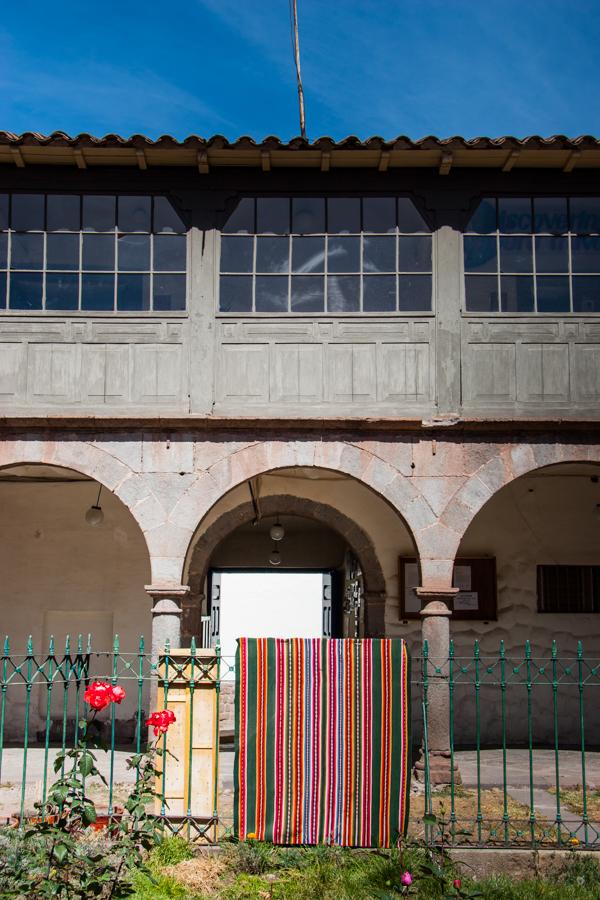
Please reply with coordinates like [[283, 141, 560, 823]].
[[409, 786, 555, 844], [549, 784, 600, 820]]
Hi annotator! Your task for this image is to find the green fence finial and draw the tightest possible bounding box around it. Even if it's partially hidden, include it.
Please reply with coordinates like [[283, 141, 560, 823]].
[[87, 633, 92, 654], [26, 635, 33, 655], [77, 634, 83, 654], [525, 639, 531, 659], [577, 640, 583, 659], [551, 639, 557, 659], [113, 634, 120, 653], [49, 635, 55, 655], [3, 636, 9, 656], [499, 639, 505, 658], [422, 639, 429, 658], [474, 639, 480, 659], [190, 635, 197, 655], [65, 634, 71, 655]]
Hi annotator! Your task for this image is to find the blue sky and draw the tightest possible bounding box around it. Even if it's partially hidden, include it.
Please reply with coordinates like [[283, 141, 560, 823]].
[[0, 1, 598, 140]]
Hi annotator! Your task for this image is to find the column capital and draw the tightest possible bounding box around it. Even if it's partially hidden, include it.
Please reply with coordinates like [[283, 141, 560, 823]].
[[416, 587, 458, 617], [145, 584, 190, 600]]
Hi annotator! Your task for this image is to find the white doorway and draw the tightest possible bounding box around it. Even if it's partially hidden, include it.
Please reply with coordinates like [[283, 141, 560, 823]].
[[210, 570, 331, 680]]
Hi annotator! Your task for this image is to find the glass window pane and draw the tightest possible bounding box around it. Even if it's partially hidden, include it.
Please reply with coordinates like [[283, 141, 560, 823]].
[[220, 236, 253, 272], [223, 198, 255, 234], [117, 234, 150, 271], [535, 236, 568, 273], [570, 198, 600, 234], [153, 196, 186, 233], [464, 235, 497, 273], [9, 272, 43, 309], [153, 274, 186, 311], [0, 232, 7, 268], [83, 195, 116, 232], [219, 275, 252, 312], [0, 272, 6, 309], [255, 275, 288, 312], [292, 198, 325, 233], [466, 198, 496, 233], [256, 198, 289, 234], [256, 236, 289, 273], [291, 276, 324, 312], [11, 194, 44, 231], [534, 198, 568, 234], [536, 276, 570, 313], [363, 236, 396, 272], [118, 196, 151, 232], [571, 236, 600, 273], [154, 234, 186, 271], [572, 276, 600, 313], [498, 198, 532, 233], [83, 234, 115, 271], [327, 198, 360, 234], [398, 274, 432, 311], [11, 233, 43, 269], [117, 274, 150, 311], [47, 195, 80, 231], [363, 275, 396, 311], [398, 235, 431, 272], [47, 234, 79, 270], [46, 273, 79, 310], [327, 275, 360, 312], [397, 198, 430, 233], [328, 236, 360, 273], [500, 275, 534, 312], [81, 273, 115, 310], [500, 236, 533, 273], [465, 275, 499, 312], [292, 236, 325, 273], [0, 194, 8, 230], [363, 198, 396, 233]]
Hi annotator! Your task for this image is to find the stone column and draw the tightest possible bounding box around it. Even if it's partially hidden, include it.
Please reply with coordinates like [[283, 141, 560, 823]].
[[414, 587, 461, 786], [145, 584, 190, 659]]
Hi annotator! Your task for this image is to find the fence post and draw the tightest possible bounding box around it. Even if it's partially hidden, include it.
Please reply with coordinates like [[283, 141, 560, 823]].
[[414, 588, 460, 786]]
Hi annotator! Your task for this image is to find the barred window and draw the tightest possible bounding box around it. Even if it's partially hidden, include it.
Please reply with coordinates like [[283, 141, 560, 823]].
[[0, 194, 187, 312], [464, 197, 600, 313], [537, 565, 600, 614], [219, 197, 432, 314]]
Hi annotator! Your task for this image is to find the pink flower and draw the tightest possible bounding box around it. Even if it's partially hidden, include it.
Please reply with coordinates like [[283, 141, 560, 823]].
[[109, 685, 126, 704], [400, 871, 413, 886], [146, 709, 176, 736], [453, 879, 462, 889]]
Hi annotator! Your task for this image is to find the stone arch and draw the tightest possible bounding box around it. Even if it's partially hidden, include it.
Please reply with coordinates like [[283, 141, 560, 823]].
[[0, 438, 154, 569], [419, 442, 599, 587], [169, 439, 430, 584], [187, 492, 387, 593]]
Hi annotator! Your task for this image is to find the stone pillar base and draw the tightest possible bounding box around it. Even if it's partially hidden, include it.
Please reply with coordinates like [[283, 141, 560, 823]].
[[413, 749, 462, 787]]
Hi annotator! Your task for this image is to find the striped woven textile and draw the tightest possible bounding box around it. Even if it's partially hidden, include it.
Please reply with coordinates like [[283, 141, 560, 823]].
[[234, 638, 410, 847]]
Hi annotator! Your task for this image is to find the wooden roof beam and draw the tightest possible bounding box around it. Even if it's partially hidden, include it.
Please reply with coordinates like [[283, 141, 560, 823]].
[[320, 151, 330, 172], [378, 150, 390, 172], [261, 150, 271, 172], [10, 146, 25, 167], [563, 149, 581, 172], [74, 149, 87, 169], [197, 151, 209, 174], [439, 152, 453, 175], [502, 149, 520, 172], [136, 149, 147, 170]]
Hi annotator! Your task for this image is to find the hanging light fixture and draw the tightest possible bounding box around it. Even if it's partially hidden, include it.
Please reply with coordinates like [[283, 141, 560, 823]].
[[85, 484, 104, 526], [269, 547, 281, 566], [269, 518, 285, 542]]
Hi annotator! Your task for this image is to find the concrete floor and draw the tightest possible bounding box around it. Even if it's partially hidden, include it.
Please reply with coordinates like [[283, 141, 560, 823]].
[[1, 747, 598, 829]]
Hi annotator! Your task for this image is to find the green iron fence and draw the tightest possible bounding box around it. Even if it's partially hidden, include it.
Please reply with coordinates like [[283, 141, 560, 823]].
[[421, 639, 600, 849], [0, 635, 598, 850], [0, 635, 225, 843]]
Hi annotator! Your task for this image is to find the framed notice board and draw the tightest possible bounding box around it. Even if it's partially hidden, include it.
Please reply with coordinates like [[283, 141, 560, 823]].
[[399, 557, 497, 621]]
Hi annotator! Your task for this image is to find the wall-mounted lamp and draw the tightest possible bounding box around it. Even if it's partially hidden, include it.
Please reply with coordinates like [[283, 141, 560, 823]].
[[269, 547, 281, 566], [85, 484, 104, 527], [269, 519, 285, 542]]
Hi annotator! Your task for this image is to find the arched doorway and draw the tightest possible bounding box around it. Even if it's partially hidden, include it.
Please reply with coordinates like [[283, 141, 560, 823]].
[[452, 459, 600, 748], [0, 461, 152, 743]]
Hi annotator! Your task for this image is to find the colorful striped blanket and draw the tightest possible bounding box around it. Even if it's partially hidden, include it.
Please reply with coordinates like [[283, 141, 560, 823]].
[[234, 638, 410, 847]]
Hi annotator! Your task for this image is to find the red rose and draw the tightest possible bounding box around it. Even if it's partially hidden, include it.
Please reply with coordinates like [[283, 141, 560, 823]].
[[83, 681, 112, 711], [453, 879, 461, 889], [145, 709, 176, 736], [109, 685, 126, 704]]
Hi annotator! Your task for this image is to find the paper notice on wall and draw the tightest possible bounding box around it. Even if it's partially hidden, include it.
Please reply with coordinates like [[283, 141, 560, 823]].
[[454, 591, 479, 611], [453, 565, 472, 592], [404, 562, 421, 613]]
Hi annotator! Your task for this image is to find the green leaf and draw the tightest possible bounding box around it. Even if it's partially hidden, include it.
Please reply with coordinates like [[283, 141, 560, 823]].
[[81, 803, 97, 825], [79, 751, 95, 777], [422, 812, 437, 825], [53, 842, 69, 864]]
